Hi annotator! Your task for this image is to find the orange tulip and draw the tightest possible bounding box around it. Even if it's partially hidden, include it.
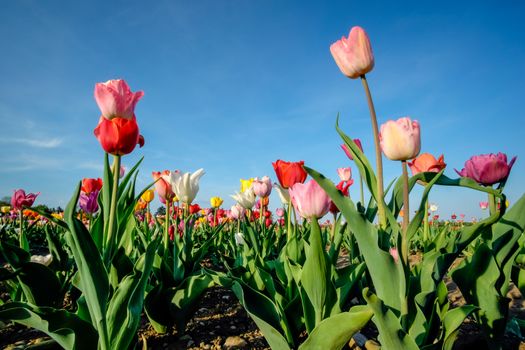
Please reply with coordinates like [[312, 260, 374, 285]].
[[408, 153, 446, 175]]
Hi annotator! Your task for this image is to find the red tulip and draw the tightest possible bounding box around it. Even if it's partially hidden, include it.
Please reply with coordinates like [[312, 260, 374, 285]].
[[272, 160, 307, 189], [408, 153, 446, 175], [329, 180, 353, 214], [81, 178, 103, 194], [455, 152, 516, 186], [11, 189, 39, 211]]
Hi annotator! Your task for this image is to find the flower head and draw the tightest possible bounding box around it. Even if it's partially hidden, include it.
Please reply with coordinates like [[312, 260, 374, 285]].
[[141, 189, 155, 203], [169, 169, 205, 205], [81, 178, 103, 194], [337, 167, 352, 182], [330, 26, 374, 79], [231, 188, 256, 209], [94, 79, 144, 120], [289, 180, 331, 219], [455, 153, 516, 186], [272, 160, 307, 189], [79, 190, 100, 214], [252, 176, 272, 198], [379, 117, 421, 161], [341, 139, 363, 161], [479, 201, 489, 210], [408, 153, 446, 175], [11, 189, 39, 211], [152, 170, 175, 204], [210, 196, 223, 208]]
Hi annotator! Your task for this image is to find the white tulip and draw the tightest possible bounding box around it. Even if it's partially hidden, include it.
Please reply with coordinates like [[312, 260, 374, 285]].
[[230, 187, 256, 209], [169, 168, 205, 205], [273, 183, 290, 204]]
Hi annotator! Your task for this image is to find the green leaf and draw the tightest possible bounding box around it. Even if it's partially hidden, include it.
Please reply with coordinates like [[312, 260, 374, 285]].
[[0, 302, 97, 350], [298, 305, 373, 350], [64, 182, 109, 348], [442, 305, 477, 350], [232, 281, 292, 349], [363, 288, 419, 350]]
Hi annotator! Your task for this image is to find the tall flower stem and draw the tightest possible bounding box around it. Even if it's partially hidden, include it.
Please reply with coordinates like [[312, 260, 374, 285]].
[[106, 155, 121, 252], [359, 176, 365, 208], [286, 201, 293, 241], [423, 199, 429, 249], [401, 161, 410, 265], [259, 198, 265, 229], [488, 193, 497, 216], [19, 210, 28, 251], [360, 75, 386, 228]]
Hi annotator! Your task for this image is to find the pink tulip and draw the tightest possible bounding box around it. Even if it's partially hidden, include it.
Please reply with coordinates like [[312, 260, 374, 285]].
[[275, 208, 285, 218], [152, 171, 175, 204], [11, 189, 39, 211], [330, 26, 375, 79], [337, 167, 352, 182], [94, 79, 144, 120], [389, 247, 399, 263], [479, 201, 489, 210], [229, 204, 246, 220], [455, 153, 517, 186], [289, 180, 331, 219], [379, 117, 421, 161], [252, 176, 272, 198], [341, 139, 363, 161]]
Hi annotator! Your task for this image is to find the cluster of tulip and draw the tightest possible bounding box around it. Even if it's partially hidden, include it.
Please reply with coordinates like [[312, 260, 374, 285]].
[[0, 24, 523, 350]]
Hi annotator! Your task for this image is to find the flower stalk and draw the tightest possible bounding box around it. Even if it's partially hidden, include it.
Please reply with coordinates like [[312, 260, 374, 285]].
[[106, 154, 121, 251], [401, 160, 410, 265], [361, 75, 386, 228]]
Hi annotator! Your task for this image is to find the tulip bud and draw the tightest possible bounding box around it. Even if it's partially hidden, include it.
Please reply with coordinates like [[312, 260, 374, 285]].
[[379, 117, 421, 161], [330, 26, 374, 79]]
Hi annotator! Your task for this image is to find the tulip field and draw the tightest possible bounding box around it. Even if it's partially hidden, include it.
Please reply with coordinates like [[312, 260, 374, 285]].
[[1, 25, 524, 350]]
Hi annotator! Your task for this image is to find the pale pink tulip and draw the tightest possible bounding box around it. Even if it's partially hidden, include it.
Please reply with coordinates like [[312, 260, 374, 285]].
[[337, 167, 352, 182], [252, 176, 272, 198], [330, 26, 374, 79], [289, 180, 331, 219], [379, 117, 421, 161], [479, 201, 489, 210], [94, 79, 144, 120]]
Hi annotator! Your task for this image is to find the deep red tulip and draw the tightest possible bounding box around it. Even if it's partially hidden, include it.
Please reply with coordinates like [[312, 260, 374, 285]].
[[94, 116, 144, 155], [272, 160, 307, 189]]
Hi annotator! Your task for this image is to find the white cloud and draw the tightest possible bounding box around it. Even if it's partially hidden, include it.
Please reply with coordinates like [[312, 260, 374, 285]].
[[1, 137, 63, 148]]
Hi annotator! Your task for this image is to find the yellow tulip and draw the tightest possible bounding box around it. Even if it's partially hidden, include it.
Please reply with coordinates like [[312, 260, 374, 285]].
[[240, 178, 254, 193], [141, 189, 155, 203], [1, 206, 11, 214], [51, 212, 63, 219], [210, 196, 223, 208]]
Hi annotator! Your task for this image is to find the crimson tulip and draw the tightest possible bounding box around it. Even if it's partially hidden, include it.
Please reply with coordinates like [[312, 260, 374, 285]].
[[272, 160, 307, 189]]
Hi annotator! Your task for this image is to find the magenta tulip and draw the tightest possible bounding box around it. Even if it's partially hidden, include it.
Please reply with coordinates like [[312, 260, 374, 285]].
[[379, 117, 421, 161], [289, 180, 331, 219], [479, 201, 489, 210], [330, 26, 374, 79], [455, 153, 516, 186], [11, 189, 39, 211], [341, 139, 363, 161], [79, 190, 100, 214]]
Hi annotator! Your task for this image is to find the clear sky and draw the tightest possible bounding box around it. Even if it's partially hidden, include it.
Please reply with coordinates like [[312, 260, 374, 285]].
[[1, 0, 524, 220]]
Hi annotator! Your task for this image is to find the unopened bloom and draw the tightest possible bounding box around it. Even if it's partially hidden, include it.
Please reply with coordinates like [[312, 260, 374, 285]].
[[81, 178, 103, 194], [289, 180, 331, 219], [341, 139, 363, 161], [231, 188, 256, 209], [379, 117, 421, 161], [152, 171, 175, 204], [455, 153, 517, 186], [330, 26, 374, 79], [79, 190, 100, 214], [479, 201, 489, 210], [272, 160, 307, 189], [11, 189, 39, 211], [337, 167, 352, 182], [93, 79, 144, 155], [170, 169, 205, 205], [408, 153, 446, 175], [141, 189, 155, 203], [389, 247, 399, 263], [210, 196, 223, 208], [252, 176, 272, 198]]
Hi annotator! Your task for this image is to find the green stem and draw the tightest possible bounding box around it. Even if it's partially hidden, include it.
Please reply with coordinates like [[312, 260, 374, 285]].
[[401, 161, 409, 266], [19, 210, 28, 251], [330, 213, 337, 243], [106, 155, 121, 252], [489, 193, 497, 216], [287, 201, 293, 242], [423, 198, 429, 249], [361, 75, 386, 229]]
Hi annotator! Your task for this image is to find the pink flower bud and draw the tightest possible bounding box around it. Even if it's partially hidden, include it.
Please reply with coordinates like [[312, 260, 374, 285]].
[[330, 26, 374, 79]]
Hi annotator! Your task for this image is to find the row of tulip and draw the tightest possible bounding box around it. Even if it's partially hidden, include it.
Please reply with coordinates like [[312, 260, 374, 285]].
[[0, 25, 524, 350]]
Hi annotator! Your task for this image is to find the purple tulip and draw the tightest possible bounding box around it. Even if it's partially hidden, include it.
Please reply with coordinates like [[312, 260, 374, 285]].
[[455, 153, 516, 186], [79, 190, 100, 214]]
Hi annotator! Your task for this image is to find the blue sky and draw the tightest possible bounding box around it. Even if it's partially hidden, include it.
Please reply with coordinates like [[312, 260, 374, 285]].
[[1, 0, 524, 220]]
